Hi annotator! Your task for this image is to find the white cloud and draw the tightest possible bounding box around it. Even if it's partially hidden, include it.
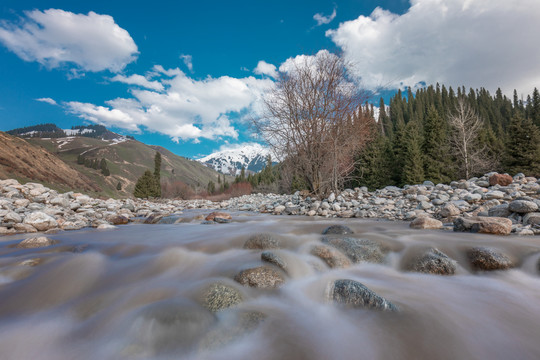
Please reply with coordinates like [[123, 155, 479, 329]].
[[180, 54, 193, 72], [0, 9, 138, 73], [327, 0, 540, 94], [313, 8, 337, 26], [65, 67, 273, 142], [111, 74, 164, 91], [35, 97, 57, 105], [254, 60, 278, 78]]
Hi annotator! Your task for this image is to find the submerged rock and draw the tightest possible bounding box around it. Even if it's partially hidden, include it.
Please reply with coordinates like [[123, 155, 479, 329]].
[[16, 236, 58, 249], [453, 216, 512, 235], [311, 244, 352, 269], [201, 282, 243, 312], [406, 248, 456, 275], [234, 266, 285, 288], [205, 212, 231, 222], [243, 233, 281, 250], [322, 225, 354, 235], [330, 279, 397, 311], [467, 247, 514, 271], [409, 217, 443, 229], [322, 237, 386, 263], [261, 251, 288, 272]]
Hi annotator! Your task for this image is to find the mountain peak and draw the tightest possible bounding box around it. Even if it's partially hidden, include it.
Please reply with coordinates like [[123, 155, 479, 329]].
[[197, 143, 272, 175]]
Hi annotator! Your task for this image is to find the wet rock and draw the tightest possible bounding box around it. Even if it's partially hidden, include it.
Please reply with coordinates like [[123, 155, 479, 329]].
[[322, 237, 386, 263], [156, 215, 183, 224], [234, 266, 285, 288], [205, 212, 231, 222], [97, 224, 116, 229], [489, 173, 513, 186], [330, 279, 397, 311], [214, 217, 231, 224], [17, 258, 43, 267], [467, 247, 514, 271], [0, 226, 16, 235], [144, 214, 164, 224], [107, 214, 129, 225], [23, 211, 58, 231], [261, 251, 288, 272], [523, 212, 540, 225], [16, 236, 58, 249], [243, 233, 281, 250], [201, 282, 243, 312], [406, 248, 456, 275], [508, 200, 538, 214], [453, 216, 512, 235], [439, 203, 461, 218], [13, 223, 38, 233], [311, 244, 352, 269], [409, 217, 443, 229], [488, 204, 511, 218], [322, 224, 353, 235], [4, 211, 22, 223]]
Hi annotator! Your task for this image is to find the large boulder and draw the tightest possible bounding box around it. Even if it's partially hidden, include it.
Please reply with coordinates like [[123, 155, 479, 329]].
[[409, 217, 443, 230], [508, 200, 538, 214], [243, 233, 281, 250], [16, 236, 58, 249], [439, 203, 461, 218], [406, 248, 456, 275], [201, 282, 243, 312], [330, 279, 397, 311], [453, 216, 512, 235], [467, 247, 514, 271], [23, 211, 58, 231], [523, 212, 540, 225], [488, 204, 511, 218], [234, 266, 285, 288], [311, 245, 352, 269], [489, 173, 513, 186], [322, 237, 386, 263]]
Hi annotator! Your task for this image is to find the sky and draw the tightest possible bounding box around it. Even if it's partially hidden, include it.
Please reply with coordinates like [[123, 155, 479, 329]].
[[1, 0, 539, 159]]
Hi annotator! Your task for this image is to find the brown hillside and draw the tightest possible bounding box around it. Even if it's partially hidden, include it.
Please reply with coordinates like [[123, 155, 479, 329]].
[[0, 132, 99, 192]]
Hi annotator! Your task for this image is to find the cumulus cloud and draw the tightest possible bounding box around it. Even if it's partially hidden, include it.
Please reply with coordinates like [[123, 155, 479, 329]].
[[327, 0, 540, 94], [111, 74, 164, 91], [35, 97, 57, 105], [65, 67, 273, 142], [254, 60, 278, 78], [313, 8, 337, 26], [180, 54, 193, 72], [0, 9, 138, 73]]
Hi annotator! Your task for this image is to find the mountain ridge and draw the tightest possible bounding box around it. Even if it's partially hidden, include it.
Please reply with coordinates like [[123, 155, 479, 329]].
[[197, 143, 272, 175]]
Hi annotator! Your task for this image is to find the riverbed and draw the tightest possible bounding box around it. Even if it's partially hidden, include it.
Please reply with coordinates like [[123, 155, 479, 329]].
[[1, 211, 540, 360]]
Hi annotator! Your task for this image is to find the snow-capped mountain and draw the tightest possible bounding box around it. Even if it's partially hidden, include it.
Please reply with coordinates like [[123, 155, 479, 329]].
[[197, 143, 273, 175]]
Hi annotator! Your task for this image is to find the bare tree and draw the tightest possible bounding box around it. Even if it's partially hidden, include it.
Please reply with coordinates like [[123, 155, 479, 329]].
[[254, 51, 373, 196], [448, 98, 491, 179]]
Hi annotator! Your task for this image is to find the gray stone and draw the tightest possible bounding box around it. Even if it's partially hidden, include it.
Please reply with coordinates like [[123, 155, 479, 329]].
[[243, 233, 281, 250], [406, 248, 456, 275], [330, 279, 397, 311], [201, 282, 243, 312], [16, 236, 58, 248], [234, 266, 285, 288], [440, 203, 461, 218], [453, 216, 512, 235], [310, 244, 352, 268], [523, 212, 540, 225], [322, 237, 386, 263], [4, 211, 22, 223], [322, 225, 354, 235], [261, 251, 288, 272], [508, 200, 538, 213], [488, 204, 511, 218], [23, 211, 58, 231], [467, 247, 513, 271], [409, 217, 443, 229]]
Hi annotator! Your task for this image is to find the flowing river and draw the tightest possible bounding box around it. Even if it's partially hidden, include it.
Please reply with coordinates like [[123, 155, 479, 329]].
[[1, 211, 540, 360]]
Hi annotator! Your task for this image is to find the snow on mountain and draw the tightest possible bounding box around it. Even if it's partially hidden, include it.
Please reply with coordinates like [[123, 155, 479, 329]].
[[197, 143, 272, 175]]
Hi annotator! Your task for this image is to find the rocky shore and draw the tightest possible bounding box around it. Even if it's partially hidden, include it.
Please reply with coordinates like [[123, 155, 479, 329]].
[[1, 172, 540, 236]]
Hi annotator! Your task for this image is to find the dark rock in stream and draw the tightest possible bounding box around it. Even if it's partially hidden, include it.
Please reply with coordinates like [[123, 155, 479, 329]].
[[201, 282, 244, 312], [322, 237, 386, 263], [243, 233, 281, 250], [310, 244, 352, 268], [406, 248, 456, 275], [331, 279, 397, 311], [453, 216, 512, 235], [144, 214, 164, 224], [156, 215, 183, 224], [467, 247, 514, 271], [322, 225, 354, 235], [16, 236, 58, 249], [234, 266, 285, 288], [261, 251, 288, 272], [107, 214, 129, 225]]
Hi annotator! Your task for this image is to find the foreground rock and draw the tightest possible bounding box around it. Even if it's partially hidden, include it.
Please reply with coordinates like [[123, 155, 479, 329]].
[[234, 266, 285, 288], [330, 279, 397, 311], [16, 236, 58, 249], [261, 251, 288, 272], [23, 211, 58, 231], [311, 244, 352, 268], [322, 237, 386, 263], [201, 282, 243, 312], [453, 216, 512, 235], [406, 248, 456, 275], [205, 212, 232, 222], [243, 233, 281, 250], [409, 217, 443, 230], [322, 225, 353, 235], [467, 247, 514, 271]]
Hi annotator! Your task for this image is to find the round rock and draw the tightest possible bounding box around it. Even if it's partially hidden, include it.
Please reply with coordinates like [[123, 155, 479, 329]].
[[243, 233, 280, 250], [330, 279, 397, 311], [406, 248, 456, 275], [409, 217, 443, 229], [467, 247, 513, 271], [234, 266, 285, 288], [322, 225, 354, 235], [311, 244, 352, 269], [322, 237, 386, 263], [261, 251, 288, 272], [508, 200, 538, 214], [202, 282, 243, 312], [16, 236, 58, 249]]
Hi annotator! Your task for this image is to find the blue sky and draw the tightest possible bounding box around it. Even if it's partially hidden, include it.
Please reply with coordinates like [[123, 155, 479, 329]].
[[1, 0, 539, 158]]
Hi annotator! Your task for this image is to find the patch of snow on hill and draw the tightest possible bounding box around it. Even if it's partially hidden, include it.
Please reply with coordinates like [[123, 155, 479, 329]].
[[197, 143, 272, 175]]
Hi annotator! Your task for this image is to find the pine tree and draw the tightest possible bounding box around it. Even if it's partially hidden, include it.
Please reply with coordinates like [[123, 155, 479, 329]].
[[77, 154, 85, 165], [532, 88, 540, 127], [116, 182, 122, 191], [207, 180, 216, 194], [423, 105, 451, 183], [401, 119, 425, 185], [353, 135, 394, 190], [504, 114, 540, 176], [153, 152, 162, 197], [134, 170, 158, 198], [100, 158, 110, 176]]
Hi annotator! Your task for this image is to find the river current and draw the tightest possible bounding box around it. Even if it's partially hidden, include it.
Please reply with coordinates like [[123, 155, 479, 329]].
[[1, 211, 540, 360]]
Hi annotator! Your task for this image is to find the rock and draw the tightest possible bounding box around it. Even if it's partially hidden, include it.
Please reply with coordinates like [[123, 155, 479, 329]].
[[439, 203, 461, 218], [243, 233, 281, 250], [107, 214, 129, 225], [261, 251, 287, 272], [144, 214, 164, 224], [328, 193, 336, 202], [13, 223, 38, 233], [322, 237, 386, 263], [4, 211, 22, 223], [489, 173, 513, 186], [330, 279, 397, 311], [322, 225, 354, 235], [488, 204, 511, 218], [453, 216, 512, 235], [234, 266, 285, 288], [311, 245, 351, 268], [214, 217, 231, 224], [409, 217, 443, 230], [484, 191, 505, 200], [201, 282, 243, 312], [508, 200, 538, 214], [16, 236, 58, 248], [97, 224, 117, 229], [467, 247, 513, 271], [273, 205, 286, 214], [523, 212, 540, 225], [0, 226, 16, 235], [205, 212, 232, 222], [406, 248, 456, 275], [22, 211, 58, 231]]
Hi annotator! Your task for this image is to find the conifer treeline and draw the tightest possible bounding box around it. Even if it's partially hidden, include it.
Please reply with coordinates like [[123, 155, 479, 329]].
[[352, 85, 540, 190]]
